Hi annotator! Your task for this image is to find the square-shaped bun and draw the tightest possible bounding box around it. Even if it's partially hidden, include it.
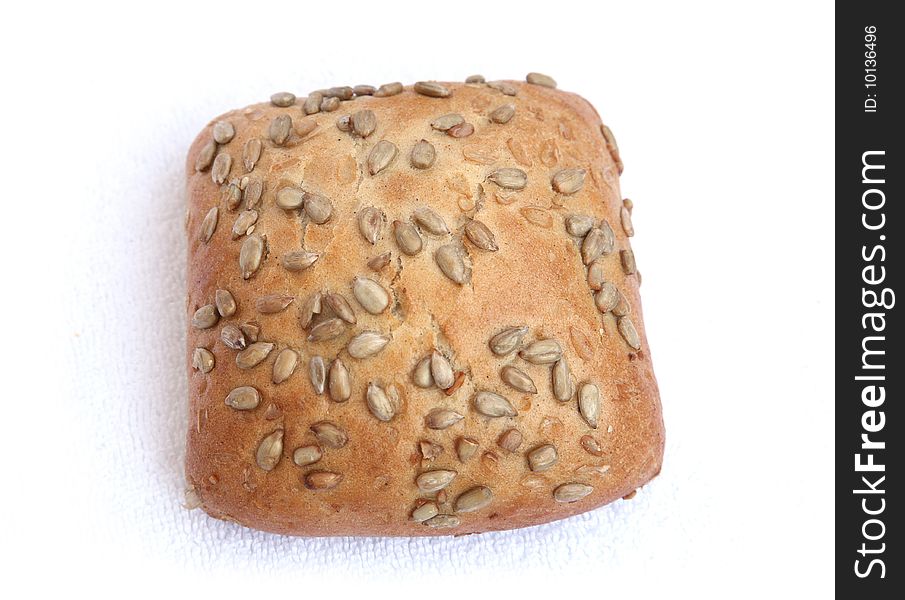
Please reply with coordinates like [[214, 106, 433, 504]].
[[185, 76, 664, 536]]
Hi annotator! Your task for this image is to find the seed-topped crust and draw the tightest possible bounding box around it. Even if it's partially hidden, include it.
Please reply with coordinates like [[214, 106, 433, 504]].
[[185, 80, 662, 537]]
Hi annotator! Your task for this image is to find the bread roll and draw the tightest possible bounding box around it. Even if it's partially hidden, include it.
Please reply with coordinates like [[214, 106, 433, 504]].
[[185, 75, 664, 536]]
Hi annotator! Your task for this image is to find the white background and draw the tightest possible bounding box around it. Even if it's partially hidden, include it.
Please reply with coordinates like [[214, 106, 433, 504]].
[[2, 1, 833, 597]]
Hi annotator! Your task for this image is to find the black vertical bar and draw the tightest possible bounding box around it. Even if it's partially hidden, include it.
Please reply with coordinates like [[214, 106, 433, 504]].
[[837, 3, 901, 595]]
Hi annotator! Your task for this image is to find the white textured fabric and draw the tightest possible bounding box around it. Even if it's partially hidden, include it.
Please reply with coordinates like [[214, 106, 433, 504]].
[[4, 2, 833, 596]]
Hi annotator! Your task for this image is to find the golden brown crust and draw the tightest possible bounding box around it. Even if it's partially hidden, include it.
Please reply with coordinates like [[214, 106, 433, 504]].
[[185, 79, 664, 536]]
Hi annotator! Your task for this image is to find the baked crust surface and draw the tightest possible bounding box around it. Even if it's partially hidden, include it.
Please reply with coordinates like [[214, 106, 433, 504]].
[[185, 79, 664, 536]]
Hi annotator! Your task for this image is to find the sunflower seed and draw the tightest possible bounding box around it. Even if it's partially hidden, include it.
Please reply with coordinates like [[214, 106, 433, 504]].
[[621, 249, 636, 274], [198, 206, 218, 243], [350, 109, 377, 137], [307, 317, 346, 342], [620, 206, 634, 237], [236, 342, 274, 369], [414, 81, 450, 97], [412, 502, 439, 522], [465, 74, 485, 83], [412, 206, 449, 235], [357, 206, 384, 244], [255, 294, 294, 315], [617, 316, 641, 350], [540, 140, 560, 168], [586, 261, 606, 291], [570, 326, 595, 361], [435, 243, 471, 284], [487, 167, 527, 190], [455, 486, 493, 512], [552, 357, 573, 401], [591, 216, 614, 246], [209, 152, 231, 180], [368, 252, 392, 271], [239, 233, 265, 279], [304, 193, 333, 224], [295, 118, 318, 139], [271, 349, 298, 384], [464, 219, 498, 251], [506, 138, 533, 167], [527, 444, 558, 472], [254, 430, 284, 471], [498, 428, 523, 452], [581, 228, 609, 265], [410, 139, 436, 169], [192, 305, 218, 329], [269, 114, 292, 145], [489, 103, 515, 124], [526, 72, 557, 88], [352, 276, 390, 314], [473, 391, 517, 417], [225, 386, 260, 410], [462, 145, 497, 165], [595, 282, 618, 313], [554, 483, 593, 503], [347, 331, 390, 358], [326, 358, 351, 402], [303, 357, 325, 396], [552, 169, 586, 195], [363, 382, 394, 421], [238, 138, 262, 173], [420, 441, 443, 462], [368, 140, 397, 175], [500, 365, 537, 393], [353, 84, 376, 96], [431, 113, 464, 131], [231, 210, 258, 239], [519, 339, 562, 364], [305, 471, 343, 490], [299, 292, 322, 329], [429, 351, 454, 390], [220, 323, 247, 350], [394, 220, 423, 255], [489, 326, 528, 356], [336, 115, 351, 132], [577, 383, 601, 428], [212, 121, 235, 144], [239, 322, 259, 343], [612, 289, 631, 316], [413, 356, 434, 388], [243, 177, 263, 208], [276, 186, 305, 210], [325, 292, 356, 324], [374, 81, 403, 97], [454, 437, 478, 462], [416, 469, 457, 493], [424, 514, 460, 528], [293, 445, 322, 466], [303, 92, 323, 115], [580, 435, 605, 456], [223, 181, 242, 210], [195, 140, 217, 171], [426, 409, 464, 430], [326, 86, 354, 100], [321, 96, 341, 112], [487, 81, 517, 96], [270, 92, 296, 107], [311, 421, 348, 449], [447, 122, 473, 137], [192, 347, 215, 373], [282, 250, 319, 272]]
